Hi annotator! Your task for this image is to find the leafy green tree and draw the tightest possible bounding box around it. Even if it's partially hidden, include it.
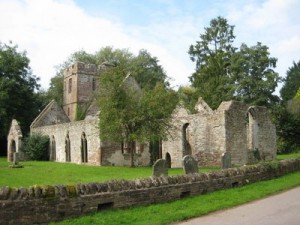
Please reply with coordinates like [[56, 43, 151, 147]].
[[231, 42, 280, 106], [177, 86, 198, 113], [129, 49, 168, 89], [287, 88, 300, 117], [0, 42, 41, 155], [188, 16, 236, 109], [98, 63, 177, 166], [280, 61, 300, 102], [23, 133, 50, 160]]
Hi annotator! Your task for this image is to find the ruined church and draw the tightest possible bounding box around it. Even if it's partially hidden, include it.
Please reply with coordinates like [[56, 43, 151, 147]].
[[7, 62, 277, 167]]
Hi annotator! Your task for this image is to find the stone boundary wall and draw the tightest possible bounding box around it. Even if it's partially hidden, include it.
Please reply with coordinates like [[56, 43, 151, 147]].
[[1, 159, 300, 225]]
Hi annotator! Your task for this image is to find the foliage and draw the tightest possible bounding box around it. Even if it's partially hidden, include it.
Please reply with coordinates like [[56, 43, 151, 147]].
[[286, 88, 300, 117], [188, 17, 280, 109], [177, 86, 198, 113], [231, 42, 280, 106], [0, 41, 42, 153], [98, 62, 177, 145], [23, 134, 50, 160], [189, 16, 236, 109], [272, 104, 300, 154], [280, 60, 300, 102], [53, 171, 300, 225]]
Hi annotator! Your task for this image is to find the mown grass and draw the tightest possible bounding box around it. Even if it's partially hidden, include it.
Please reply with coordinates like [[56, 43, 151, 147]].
[[52, 171, 300, 225], [277, 151, 300, 160], [0, 157, 217, 188]]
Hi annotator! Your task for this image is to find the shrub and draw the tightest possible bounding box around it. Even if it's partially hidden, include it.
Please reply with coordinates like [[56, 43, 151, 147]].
[[23, 134, 49, 160]]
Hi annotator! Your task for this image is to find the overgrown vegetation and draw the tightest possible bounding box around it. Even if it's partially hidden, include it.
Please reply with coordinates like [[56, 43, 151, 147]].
[[23, 134, 49, 160]]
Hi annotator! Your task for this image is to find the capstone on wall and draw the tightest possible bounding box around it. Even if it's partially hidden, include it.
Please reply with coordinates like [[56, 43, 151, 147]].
[[162, 99, 276, 168]]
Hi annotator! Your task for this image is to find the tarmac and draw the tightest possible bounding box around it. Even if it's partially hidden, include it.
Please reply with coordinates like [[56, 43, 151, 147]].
[[175, 186, 300, 225]]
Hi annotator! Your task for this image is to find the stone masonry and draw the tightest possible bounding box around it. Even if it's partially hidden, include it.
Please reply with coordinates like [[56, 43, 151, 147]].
[[162, 98, 276, 168]]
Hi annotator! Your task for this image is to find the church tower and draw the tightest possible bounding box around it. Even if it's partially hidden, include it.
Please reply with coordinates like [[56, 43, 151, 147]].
[[63, 62, 99, 121]]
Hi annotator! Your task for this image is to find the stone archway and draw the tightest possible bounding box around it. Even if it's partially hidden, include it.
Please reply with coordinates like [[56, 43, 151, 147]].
[[182, 123, 191, 156], [8, 140, 16, 162], [165, 152, 171, 168], [65, 134, 71, 162], [50, 136, 56, 161], [81, 132, 88, 163]]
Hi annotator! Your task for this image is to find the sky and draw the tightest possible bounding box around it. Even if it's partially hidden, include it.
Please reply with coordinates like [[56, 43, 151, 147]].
[[0, 0, 299, 92]]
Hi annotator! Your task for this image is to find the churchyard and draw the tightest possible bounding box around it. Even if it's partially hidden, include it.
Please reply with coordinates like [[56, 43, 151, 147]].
[[0, 157, 219, 188], [0, 152, 299, 224]]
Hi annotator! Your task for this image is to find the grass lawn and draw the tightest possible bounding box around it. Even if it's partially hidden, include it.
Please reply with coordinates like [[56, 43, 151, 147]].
[[52, 171, 300, 225], [276, 151, 300, 160], [0, 157, 217, 188]]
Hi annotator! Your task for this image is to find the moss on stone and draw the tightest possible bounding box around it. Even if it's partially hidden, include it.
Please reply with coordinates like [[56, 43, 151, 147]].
[[65, 185, 77, 198]]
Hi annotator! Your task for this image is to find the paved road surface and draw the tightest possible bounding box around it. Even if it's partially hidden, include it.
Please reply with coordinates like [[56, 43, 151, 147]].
[[176, 186, 300, 225]]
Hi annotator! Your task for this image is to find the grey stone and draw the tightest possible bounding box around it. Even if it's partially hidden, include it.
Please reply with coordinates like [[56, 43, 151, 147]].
[[13, 152, 19, 165], [152, 159, 168, 177], [222, 152, 231, 169], [183, 155, 199, 174]]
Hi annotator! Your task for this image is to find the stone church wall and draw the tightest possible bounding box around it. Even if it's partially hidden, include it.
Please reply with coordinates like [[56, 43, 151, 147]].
[[31, 118, 101, 165], [162, 100, 276, 168]]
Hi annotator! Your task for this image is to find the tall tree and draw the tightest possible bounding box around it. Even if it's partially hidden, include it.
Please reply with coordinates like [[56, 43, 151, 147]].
[[98, 62, 177, 166], [0, 42, 41, 155], [231, 42, 280, 106], [188, 16, 236, 109], [129, 49, 168, 89], [280, 61, 300, 102]]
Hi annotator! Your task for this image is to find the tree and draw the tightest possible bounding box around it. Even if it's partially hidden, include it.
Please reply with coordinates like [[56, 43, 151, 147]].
[[0, 42, 41, 155], [231, 42, 280, 106], [98, 62, 177, 166], [188, 16, 236, 109], [129, 49, 168, 89], [280, 61, 300, 102], [287, 88, 300, 117]]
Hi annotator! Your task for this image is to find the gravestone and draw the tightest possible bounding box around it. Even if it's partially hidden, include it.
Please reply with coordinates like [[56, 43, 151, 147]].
[[183, 155, 198, 174], [222, 152, 231, 169], [13, 152, 19, 166], [152, 159, 168, 177], [9, 152, 23, 168]]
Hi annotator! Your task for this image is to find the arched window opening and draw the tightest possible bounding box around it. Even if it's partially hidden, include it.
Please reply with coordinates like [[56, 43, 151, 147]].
[[165, 152, 171, 168], [81, 132, 88, 163], [50, 135, 56, 161], [65, 133, 71, 162], [182, 123, 191, 156]]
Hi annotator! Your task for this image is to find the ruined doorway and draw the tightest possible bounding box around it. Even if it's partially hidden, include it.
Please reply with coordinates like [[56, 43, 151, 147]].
[[65, 134, 71, 162], [50, 136, 56, 161], [8, 140, 16, 161], [165, 152, 171, 168], [182, 123, 191, 156], [81, 132, 88, 163]]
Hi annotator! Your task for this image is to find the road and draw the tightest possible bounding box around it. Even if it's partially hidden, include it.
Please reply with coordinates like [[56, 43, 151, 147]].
[[175, 186, 300, 225]]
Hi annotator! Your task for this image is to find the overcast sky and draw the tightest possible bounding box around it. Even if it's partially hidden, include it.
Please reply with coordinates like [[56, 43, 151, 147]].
[[0, 0, 299, 92]]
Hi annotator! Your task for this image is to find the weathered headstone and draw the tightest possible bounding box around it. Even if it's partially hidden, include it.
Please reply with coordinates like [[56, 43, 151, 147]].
[[152, 159, 168, 177], [13, 152, 19, 166], [222, 152, 231, 169], [9, 152, 23, 168], [183, 155, 198, 174]]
